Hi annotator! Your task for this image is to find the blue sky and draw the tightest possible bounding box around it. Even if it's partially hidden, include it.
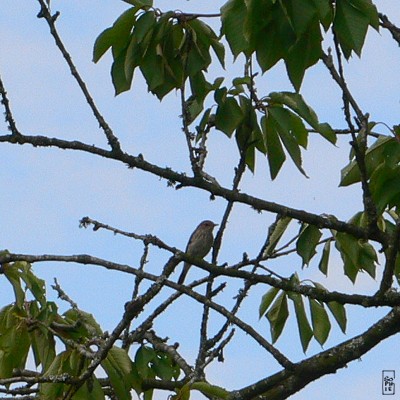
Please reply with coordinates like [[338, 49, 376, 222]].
[[1, 1, 400, 399]]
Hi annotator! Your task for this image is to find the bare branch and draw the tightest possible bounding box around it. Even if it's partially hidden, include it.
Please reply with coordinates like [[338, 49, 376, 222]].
[[0, 133, 381, 244], [0, 74, 22, 138], [0, 252, 293, 369], [379, 13, 400, 46], [36, 0, 122, 153], [64, 255, 180, 398], [3, 252, 400, 307]]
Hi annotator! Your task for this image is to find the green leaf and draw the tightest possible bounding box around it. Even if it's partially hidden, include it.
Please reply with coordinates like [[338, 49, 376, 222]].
[[30, 324, 56, 370], [317, 122, 337, 144], [234, 97, 264, 172], [144, 387, 155, 400], [135, 346, 156, 379], [3, 263, 25, 308], [186, 32, 212, 77], [140, 41, 165, 91], [19, 262, 46, 306], [178, 384, 191, 400], [369, 163, 400, 213], [326, 302, 347, 333], [335, 232, 359, 282], [192, 382, 230, 399], [262, 115, 286, 180], [309, 298, 331, 345], [123, 0, 153, 6], [93, 7, 137, 62], [251, 1, 296, 72], [311, 0, 334, 30], [41, 350, 81, 399], [296, 224, 322, 266], [259, 287, 280, 318], [133, 11, 156, 44], [189, 71, 209, 101], [215, 97, 244, 137], [196, 108, 213, 137], [107, 347, 132, 375], [269, 91, 319, 128], [221, 0, 249, 58], [152, 352, 176, 381], [266, 292, 289, 343], [268, 106, 307, 176], [340, 136, 395, 186], [111, 46, 134, 95], [269, 92, 336, 144], [285, 18, 322, 91], [358, 241, 378, 279], [286, 0, 319, 36], [262, 215, 292, 257], [130, 362, 143, 395], [102, 347, 132, 400], [93, 28, 116, 62], [318, 239, 331, 275], [0, 318, 30, 377], [211, 39, 226, 68], [188, 19, 225, 68], [288, 291, 313, 352], [74, 378, 105, 400], [334, 0, 378, 58], [335, 232, 376, 283]]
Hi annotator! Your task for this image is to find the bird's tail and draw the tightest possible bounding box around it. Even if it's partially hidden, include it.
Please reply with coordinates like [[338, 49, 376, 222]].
[[177, 262, 190, 285]]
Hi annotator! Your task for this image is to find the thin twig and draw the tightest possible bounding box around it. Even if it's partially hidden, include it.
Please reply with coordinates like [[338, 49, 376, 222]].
[[322, 45, 381, 241], [122, 243, 150, 349], [0, 74, 22, 137], [195, 154, 247, 380], [36, 0, 122, 153], [181, 85, 199, 175], [52, 278, 79, 309], [379, 13, 400, 46], [64, 256, 180, 399]]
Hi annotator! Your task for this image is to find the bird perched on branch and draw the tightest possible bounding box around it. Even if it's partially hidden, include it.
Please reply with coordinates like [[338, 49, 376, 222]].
[[177, 220, 218, 285]]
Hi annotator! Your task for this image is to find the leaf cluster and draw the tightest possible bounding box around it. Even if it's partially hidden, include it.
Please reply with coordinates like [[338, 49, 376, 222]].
[[259, 274, 346, 352], [0, 258, 181, 400], [221, 0, 378, 90]]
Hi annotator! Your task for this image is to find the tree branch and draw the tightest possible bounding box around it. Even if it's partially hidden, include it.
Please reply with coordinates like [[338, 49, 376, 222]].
[[36, 0, 122, 153], [64, 255, 180, 398], [379, 13, 400, 46], [322, 47, 380, 239], [231, 307, 400, 400], [0, 132, 382, 244], [0, 252, 293, 369], [0, 74, 22, 138], [3, 252, 400, 307]]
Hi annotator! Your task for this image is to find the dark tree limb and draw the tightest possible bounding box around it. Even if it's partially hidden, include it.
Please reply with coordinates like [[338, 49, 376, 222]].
[[3, 252, 400, 307], [0, 132, 382, 245], [231, 307, 400, 400]]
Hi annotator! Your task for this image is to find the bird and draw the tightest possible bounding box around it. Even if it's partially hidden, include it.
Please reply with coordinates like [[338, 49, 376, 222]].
[[177, 220, 218, 285]]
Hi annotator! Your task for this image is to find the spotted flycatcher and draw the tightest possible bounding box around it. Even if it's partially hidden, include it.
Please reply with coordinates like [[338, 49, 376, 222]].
[[177, 220, 217, 284]]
